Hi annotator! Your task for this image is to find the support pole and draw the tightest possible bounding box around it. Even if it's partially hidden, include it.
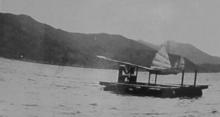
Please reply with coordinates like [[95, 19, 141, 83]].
[[136, 67, 138, 76], [118, 66, 125, 83], [181, 70, 185, 86], [155, 73, 158, 84], [194, 70, 198, 87], [148, 72, 151, 84], [118, 66, 121, 83]]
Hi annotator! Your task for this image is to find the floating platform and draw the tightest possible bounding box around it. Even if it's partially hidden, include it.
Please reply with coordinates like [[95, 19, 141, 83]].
[[100, 81, 208, 98]]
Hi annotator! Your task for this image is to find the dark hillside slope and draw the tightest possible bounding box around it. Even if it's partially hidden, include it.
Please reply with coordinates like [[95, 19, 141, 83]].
[[0, 13, 201, 71]]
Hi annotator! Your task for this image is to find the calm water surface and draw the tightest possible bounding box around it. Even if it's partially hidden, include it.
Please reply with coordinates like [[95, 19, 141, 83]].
[[0, 58, 219, 117]]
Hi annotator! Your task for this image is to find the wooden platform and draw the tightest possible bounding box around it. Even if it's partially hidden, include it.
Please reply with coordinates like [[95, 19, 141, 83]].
[[100, 81, 208, 98]]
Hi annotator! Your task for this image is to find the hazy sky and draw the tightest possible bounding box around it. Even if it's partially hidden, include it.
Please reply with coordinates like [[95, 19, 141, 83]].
[[1, 0, 220, 56]]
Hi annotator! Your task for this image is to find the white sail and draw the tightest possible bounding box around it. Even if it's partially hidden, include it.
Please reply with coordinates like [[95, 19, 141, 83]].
[[151, 46, 171, 69], [173, 56, 185, 70], [174, 61, 179, 68], [179, 56, 185, 70]]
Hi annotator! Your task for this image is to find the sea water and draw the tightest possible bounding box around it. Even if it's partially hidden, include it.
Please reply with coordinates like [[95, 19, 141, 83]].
[[0, 58, 219, 117]]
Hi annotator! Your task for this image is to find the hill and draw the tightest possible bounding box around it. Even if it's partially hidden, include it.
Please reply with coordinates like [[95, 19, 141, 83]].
[[165, 41, 220, 65], [0, 12, 214, 72], [139, 40, 220, 65]]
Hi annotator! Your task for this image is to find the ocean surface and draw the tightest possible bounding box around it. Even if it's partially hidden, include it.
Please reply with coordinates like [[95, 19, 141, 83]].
[[0, 58, 219, 117]]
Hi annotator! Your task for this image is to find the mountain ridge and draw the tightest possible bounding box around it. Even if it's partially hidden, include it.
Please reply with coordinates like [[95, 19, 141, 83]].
[[139, 40, 220, 65], [0, 12, 220, 72]]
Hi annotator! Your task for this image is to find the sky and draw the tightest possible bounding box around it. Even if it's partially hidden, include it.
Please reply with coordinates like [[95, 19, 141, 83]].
[[1, 0, 220, 56]]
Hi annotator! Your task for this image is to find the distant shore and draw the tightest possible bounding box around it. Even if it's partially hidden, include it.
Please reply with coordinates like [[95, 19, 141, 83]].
[[1, 57, 219, 73]]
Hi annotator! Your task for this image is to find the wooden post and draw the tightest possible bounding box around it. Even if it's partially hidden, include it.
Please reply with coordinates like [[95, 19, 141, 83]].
[[194, 70, 198, 87], [181, 70, 185, 86], [148, 72, 151, 84], [155, 73, 158, 84]]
